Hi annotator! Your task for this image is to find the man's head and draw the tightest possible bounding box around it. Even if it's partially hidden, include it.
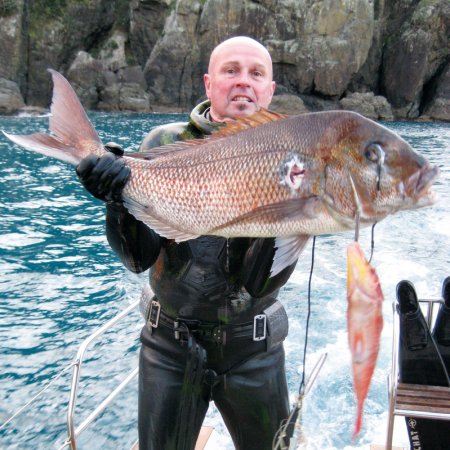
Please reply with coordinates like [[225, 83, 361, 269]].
[[204, 36, 276, 122]]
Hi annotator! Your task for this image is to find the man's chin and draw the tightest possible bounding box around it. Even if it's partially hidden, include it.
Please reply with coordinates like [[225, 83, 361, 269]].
[[229, 102, 258, 118]]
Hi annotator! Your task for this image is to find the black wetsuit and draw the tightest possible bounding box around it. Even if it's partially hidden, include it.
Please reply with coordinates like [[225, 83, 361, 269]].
[[106, 101, 296, 450]]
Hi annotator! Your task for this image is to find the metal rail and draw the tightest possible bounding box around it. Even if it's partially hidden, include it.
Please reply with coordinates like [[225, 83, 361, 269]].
[[59, 299, 140, 450], [386, 298, 449, 449], [272, 352, 328, 450], [0, 299, 141, 449], [0, 361, 76, 432]]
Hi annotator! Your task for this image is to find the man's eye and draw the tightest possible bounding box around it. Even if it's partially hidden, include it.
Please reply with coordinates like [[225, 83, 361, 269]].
[[253, 71, 262, 77], [226, 68, 235, 74]]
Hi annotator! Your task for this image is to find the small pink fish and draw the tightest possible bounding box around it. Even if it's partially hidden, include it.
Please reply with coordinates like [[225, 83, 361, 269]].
[[347, 241, 384, 438]]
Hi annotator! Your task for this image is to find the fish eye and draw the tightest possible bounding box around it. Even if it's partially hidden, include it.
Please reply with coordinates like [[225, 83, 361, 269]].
[[364, 143, 383, 163]]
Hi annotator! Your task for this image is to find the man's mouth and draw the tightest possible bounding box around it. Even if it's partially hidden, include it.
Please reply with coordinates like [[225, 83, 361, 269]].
[[231, 95, 253, 103]]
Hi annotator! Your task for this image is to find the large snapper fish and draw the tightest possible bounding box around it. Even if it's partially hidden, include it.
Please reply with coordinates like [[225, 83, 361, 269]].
[[3, 70, 438, 276]]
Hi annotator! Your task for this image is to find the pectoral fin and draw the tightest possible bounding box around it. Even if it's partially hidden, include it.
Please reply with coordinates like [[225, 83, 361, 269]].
[[123, 197, 199, 242], [271, 235, 310, 276], [209, 197, 322, 233]]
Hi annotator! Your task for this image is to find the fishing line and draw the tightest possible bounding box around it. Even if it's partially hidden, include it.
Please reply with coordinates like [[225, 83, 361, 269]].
[[300, 235, 316, 391], [272, 236, 316, 449], [368, 222, 377, 263], [369, 147, 383, 259]]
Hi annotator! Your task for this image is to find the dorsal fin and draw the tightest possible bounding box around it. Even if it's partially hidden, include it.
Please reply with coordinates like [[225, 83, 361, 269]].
[[127, 139, 207, 160], [211, 108, 288, 138], [129, 108, 288, 161]]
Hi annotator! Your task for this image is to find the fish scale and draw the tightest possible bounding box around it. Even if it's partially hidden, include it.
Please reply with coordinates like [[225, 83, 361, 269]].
[[124, 144, 308, 236]]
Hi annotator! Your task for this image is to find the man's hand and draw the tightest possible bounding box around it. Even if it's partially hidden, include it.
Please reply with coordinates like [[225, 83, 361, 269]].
[[76, 142, 131, 203]]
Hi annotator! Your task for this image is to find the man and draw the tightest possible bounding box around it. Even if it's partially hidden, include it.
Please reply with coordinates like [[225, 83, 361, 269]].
[[76, 37, 296, 450]]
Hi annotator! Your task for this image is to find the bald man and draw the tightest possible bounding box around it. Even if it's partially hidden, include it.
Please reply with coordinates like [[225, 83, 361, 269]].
[[140, 36, 276, 149], [76, 37, 296, 450]]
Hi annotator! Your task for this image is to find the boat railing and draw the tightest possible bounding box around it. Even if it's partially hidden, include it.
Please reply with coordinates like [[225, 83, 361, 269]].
[[0, 299, 141, 450], [59, 299, 140, 450], [386, 298, 450, 449]]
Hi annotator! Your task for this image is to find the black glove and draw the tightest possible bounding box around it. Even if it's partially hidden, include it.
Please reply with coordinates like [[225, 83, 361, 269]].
[[76, 142, 131, 203]]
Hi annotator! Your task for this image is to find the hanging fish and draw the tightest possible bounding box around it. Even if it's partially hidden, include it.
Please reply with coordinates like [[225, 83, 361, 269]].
[[3, 70, 439, 276], [347, 241, 384, 438]]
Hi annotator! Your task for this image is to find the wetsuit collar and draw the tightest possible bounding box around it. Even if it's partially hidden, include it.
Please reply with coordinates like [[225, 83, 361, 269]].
[[189, 100, 222, 135]]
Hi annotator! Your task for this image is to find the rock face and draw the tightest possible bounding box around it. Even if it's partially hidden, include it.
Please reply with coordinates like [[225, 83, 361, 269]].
[[129, 0, 172, 68], [340, 92, 393, 120], [0, 0, 26, 91], [144, 0, 203, 110], [269, 0, 374, 97], [270, 94, 309, 115], [0, 78, 25, 114], [424, 62, 450, 121], [26, 0, 115, 106], [0, 0, 448, 121], [67, 51, 105, 109], [381, 0, 450, 118]]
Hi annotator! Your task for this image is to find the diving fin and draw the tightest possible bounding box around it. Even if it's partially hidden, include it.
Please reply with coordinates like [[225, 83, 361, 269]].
[[433, 276, 450, 373], [396, 280, 450, 450]]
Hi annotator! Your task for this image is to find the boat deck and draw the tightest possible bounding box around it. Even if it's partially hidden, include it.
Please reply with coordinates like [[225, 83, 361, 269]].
[[395, 383, 450, 416]]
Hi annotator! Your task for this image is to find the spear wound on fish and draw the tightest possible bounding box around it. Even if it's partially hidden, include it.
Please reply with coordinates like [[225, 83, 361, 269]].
[[279, 154, 305, 192]]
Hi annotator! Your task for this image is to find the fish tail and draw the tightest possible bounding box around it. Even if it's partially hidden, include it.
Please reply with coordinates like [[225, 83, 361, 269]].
[[352, 401, 363, 440], [3, 69, 104, 166]]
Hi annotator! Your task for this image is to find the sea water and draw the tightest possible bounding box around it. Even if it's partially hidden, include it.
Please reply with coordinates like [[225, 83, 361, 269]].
[[0, 113, 448, 450]]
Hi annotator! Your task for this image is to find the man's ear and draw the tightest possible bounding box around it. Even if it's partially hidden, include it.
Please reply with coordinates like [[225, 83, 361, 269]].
[[270, 81, 276, 98], [265, 80, 276, 107], [204, 74, 211, 99]]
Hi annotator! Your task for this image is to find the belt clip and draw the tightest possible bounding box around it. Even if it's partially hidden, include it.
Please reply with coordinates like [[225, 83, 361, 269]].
[[174, 319, 188, 341], [148, 300, 161, 328], [253, 314, 267, 341]]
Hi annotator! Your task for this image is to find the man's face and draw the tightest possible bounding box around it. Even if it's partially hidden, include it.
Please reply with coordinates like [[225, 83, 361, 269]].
[[204, 42, 276, 122]]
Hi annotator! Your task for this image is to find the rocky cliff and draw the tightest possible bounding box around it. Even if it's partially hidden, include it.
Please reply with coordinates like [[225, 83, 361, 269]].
[[0, 0, 448, 120]]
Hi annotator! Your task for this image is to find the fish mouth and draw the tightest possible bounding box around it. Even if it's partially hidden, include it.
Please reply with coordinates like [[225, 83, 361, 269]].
[[406, 163, 440, 206]]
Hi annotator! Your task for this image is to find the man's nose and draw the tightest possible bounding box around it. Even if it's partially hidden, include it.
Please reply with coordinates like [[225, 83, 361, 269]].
[[235, 71, 251, 87]]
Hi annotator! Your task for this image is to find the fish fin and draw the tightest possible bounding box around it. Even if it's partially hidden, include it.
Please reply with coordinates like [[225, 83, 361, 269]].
[[2, 132, 81, 165], [47, 69, 102, 149], [271, 235, 310, 276], [3, 70, 103, 165], [209, 197, 322, 233], [123, 197, 199, 242], [211, 108, 288, 138], [128, 109, 287, 160], [353, 402, 363, 440], [126, 139, 207, 160]]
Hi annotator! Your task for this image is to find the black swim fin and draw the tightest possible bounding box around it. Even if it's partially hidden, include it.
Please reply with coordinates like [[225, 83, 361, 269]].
[[396, 280, 450, 450], [433, 276, 450, 372]]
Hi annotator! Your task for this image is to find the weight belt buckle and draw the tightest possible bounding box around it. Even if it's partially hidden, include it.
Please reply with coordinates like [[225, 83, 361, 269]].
[[148, 300, 161, 328], [253, 314, 267, 341]]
